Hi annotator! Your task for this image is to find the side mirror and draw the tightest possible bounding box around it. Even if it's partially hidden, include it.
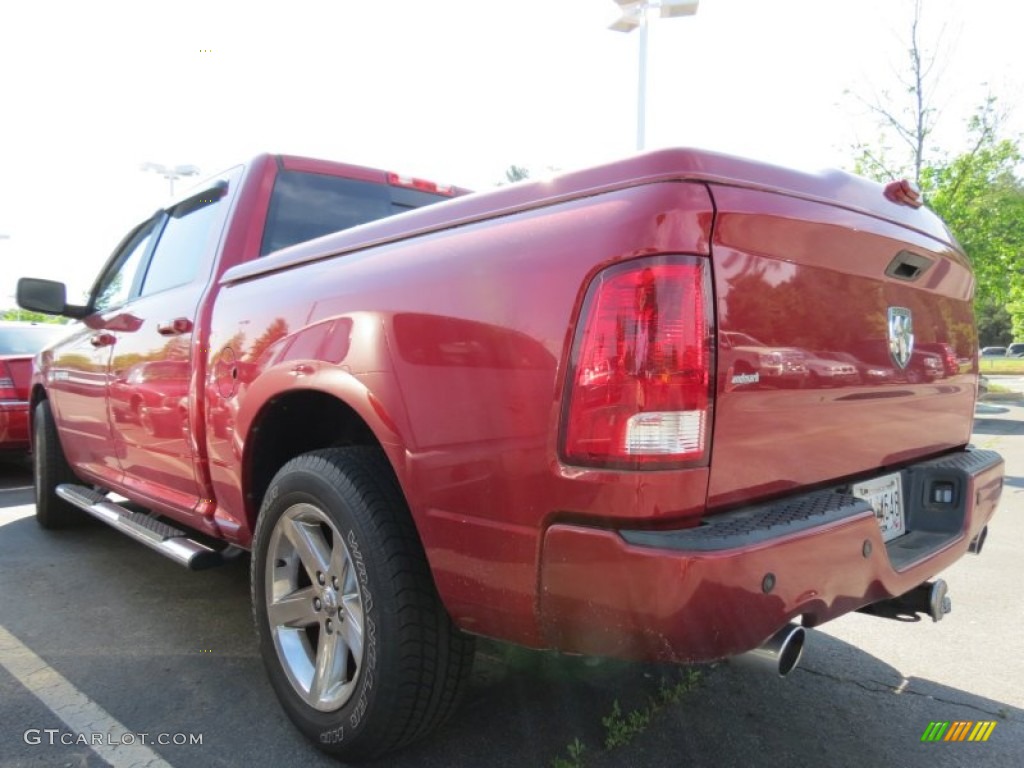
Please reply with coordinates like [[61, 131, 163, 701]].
[[16, 278, 87, 318]]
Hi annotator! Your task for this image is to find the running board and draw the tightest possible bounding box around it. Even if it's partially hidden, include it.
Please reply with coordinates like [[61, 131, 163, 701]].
[[56, 484, 237, 570]]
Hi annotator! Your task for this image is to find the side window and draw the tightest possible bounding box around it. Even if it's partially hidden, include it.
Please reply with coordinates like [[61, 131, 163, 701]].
[[93, 221, 156, 312], [140, 191, 225, 297]]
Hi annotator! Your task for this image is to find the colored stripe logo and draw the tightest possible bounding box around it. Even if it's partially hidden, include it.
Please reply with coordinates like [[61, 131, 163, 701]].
[[921, 721, 997, 742]]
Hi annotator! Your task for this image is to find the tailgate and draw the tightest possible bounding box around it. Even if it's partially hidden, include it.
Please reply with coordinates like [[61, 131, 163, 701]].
[[707, 184, 976, 509]]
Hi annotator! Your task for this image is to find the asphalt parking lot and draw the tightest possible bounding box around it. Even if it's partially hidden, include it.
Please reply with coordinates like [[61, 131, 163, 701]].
[[1, 404, 1022, 768]]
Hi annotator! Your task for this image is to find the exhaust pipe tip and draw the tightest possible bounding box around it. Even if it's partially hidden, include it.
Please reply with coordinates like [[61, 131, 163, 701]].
[[734, 623, 806, 678]]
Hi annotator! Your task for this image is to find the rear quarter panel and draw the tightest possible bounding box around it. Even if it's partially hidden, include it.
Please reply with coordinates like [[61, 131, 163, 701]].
[[207, 181, 714, 645]]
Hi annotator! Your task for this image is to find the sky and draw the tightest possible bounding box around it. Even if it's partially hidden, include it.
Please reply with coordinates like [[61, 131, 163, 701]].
[[1, 0, 1022, 306]]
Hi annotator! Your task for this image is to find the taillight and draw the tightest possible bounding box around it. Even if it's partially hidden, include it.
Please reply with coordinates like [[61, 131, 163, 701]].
[[561, 255, 713, 469], [0, 362, 17, 400]]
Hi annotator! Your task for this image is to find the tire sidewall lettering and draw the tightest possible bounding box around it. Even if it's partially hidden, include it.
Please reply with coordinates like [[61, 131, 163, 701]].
[[260, 484, 279, 515], [312, 525, 378, 744], [319, 725, 344, 745], [345, 528, 376, 731]]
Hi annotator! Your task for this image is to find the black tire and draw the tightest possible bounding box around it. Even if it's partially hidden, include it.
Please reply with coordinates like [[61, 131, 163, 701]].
[[251, 447, 475, 761], [32, 399, 81, 529]]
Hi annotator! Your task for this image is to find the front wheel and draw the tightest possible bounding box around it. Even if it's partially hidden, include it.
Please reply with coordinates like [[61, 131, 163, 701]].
[[251, 447, 475, 761], [32, 399, 81, 529]]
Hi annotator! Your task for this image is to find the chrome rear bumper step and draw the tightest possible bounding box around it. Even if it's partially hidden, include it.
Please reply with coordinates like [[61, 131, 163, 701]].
[[56, 484, 237, 570]]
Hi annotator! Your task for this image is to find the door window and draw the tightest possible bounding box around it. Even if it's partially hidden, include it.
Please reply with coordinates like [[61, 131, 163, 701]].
[[93, 221, 156, 312], [140, 191, 226, 296]]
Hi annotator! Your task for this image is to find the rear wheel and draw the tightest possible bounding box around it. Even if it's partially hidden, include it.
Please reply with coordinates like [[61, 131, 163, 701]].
[[252, 447, 475, 761], [32, 400, 81, 529]]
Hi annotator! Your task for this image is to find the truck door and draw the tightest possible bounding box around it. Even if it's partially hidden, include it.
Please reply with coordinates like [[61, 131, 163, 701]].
[[108, 182, 231, 515], [46, 220, 157, 486]]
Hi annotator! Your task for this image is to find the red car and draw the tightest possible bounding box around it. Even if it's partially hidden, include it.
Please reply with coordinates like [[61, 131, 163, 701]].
[[0, 321, 70, 454]]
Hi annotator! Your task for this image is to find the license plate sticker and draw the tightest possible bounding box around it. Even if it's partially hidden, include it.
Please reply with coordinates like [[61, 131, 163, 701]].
[[853, 472, 906, 542]]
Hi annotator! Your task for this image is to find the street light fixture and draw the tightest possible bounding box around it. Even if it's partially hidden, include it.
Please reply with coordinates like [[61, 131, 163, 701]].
[[140, 162, 201, 197], [609, 0, 699, 151]]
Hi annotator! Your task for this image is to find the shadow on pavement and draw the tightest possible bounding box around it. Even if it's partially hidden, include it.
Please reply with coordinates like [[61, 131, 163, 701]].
[[599, 632, 1022, 768], [970, 418, 1024, 436], [975, 403, 1011, 415], [0, 487, 34, 509], [0, 457, 32, 491], [0, 513, 1020, 768]]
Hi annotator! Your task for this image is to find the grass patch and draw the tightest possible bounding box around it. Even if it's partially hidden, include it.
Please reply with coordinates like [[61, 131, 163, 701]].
[[550, 738, 586, 768], [980, 358, 1024, 375], [602, 699, 652, 750], [549, 668, 703, 767]]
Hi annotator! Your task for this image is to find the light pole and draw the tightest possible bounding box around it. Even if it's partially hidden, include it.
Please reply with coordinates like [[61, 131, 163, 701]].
[[609, 0, 699, 151], [140, 162, 200, 197]]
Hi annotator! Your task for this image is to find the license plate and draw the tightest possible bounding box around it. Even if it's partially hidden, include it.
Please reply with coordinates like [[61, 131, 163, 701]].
[[853, 472, 906, 542]]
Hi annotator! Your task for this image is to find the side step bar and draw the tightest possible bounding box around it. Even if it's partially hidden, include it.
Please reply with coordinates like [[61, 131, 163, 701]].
[[56, 484, 238, 570]]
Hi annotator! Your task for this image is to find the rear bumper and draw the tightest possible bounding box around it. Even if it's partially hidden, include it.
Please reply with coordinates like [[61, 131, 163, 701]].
[[538, 448, 1003, 663], [0, 399, 30, 451]]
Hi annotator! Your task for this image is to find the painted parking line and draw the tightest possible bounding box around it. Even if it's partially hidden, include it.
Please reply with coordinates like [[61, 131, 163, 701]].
[[0, 623, 174, 768]]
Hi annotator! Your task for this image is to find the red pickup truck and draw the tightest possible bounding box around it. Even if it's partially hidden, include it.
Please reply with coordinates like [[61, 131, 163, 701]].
[[17, 150, 1003, 760]]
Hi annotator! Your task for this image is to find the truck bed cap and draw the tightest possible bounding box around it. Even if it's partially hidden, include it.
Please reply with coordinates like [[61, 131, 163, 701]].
[[223, 148, 958, 285]]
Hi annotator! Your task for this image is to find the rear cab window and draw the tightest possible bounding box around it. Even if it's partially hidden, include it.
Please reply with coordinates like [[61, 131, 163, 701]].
[[260, 170, 451, 256]]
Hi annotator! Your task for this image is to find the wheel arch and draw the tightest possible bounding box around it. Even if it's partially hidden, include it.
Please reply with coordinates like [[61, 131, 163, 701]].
[[240, 382, 412, 540]]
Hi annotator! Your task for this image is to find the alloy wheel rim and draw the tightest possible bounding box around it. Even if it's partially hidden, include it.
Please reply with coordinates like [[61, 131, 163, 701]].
[[265, 503, 365, 712]]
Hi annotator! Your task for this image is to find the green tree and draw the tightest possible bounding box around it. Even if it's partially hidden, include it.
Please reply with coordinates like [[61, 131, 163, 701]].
[[848, 2, 1024, 334], [921, 103, 1024, 330], [975, 300, 1013, 348], [501, 165, 530, 185], [0, 308, 69, 324]]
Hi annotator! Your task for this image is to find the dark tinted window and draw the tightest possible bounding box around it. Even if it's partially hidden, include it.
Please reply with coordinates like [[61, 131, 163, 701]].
[[260, 171, 448, 256], [141, 191, 225, 296], [0, 325, 70, 354]]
